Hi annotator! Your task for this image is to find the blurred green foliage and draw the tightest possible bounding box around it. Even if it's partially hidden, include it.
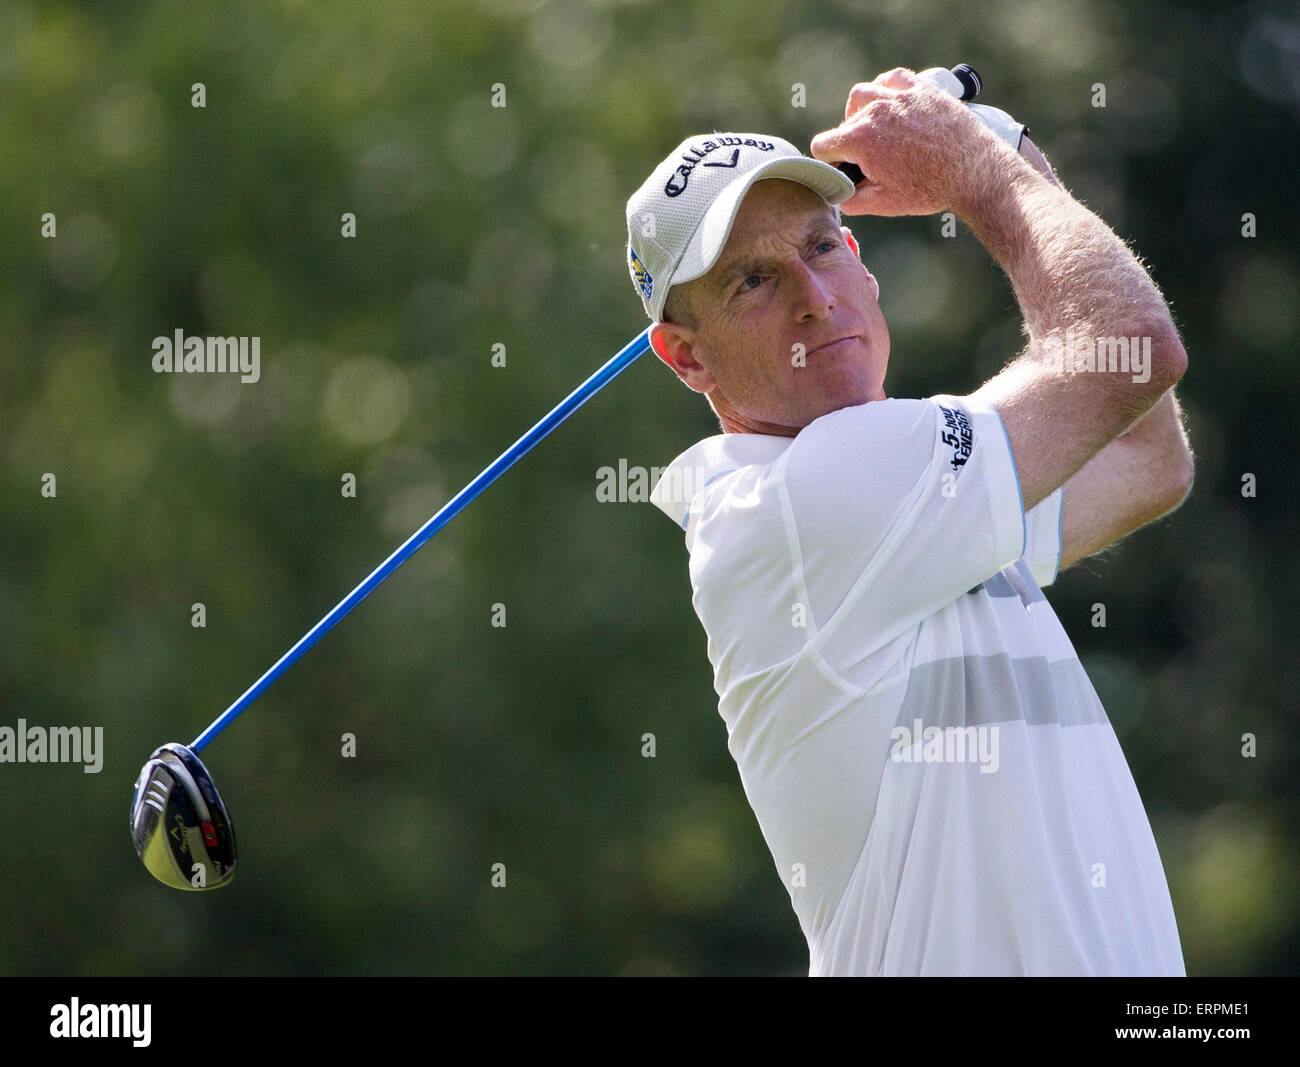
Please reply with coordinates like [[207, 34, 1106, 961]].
[[1, 0, 1296, 975]]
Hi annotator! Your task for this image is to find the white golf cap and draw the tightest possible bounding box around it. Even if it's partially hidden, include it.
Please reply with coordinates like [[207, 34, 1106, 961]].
[[625, 132, 856, 322]]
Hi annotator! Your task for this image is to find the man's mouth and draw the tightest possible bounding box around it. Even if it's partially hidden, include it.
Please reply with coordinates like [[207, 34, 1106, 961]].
[[808, 335, 860, 357]]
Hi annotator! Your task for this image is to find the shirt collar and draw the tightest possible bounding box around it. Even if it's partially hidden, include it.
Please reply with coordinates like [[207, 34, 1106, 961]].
[[650, 432, 794, 530]]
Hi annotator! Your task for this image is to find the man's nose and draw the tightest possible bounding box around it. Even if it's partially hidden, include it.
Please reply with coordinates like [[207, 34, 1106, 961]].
[[789, 261, 834, 321]]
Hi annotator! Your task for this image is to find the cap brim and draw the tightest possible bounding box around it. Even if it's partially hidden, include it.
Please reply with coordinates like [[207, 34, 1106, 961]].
[[671, 157, 856, 290]]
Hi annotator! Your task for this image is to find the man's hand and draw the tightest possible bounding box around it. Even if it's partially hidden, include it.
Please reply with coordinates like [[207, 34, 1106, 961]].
[[810, 67, 1022, 217]]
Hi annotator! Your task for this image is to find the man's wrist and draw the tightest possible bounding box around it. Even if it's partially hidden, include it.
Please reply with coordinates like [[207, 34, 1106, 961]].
[[950, 148, 1043, 242]]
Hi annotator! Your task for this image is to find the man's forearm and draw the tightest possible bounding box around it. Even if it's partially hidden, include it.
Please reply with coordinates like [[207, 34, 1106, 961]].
[[956, 142, 1180, 357], [1014, 137, 1191, 460], [1118, 387, 1191, 457], [965, 121, 1188, 511]]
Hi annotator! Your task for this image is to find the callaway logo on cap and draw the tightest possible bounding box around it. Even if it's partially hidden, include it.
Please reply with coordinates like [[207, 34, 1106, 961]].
[[625, 131, 856, 322]]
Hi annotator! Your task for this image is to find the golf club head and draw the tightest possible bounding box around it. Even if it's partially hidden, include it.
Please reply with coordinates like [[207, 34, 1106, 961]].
[[130, 743, 236, 891]]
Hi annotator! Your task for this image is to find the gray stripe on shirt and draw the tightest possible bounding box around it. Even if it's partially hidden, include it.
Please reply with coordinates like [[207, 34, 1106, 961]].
[[894, 652, 1108, 730], [970, 560, 1046, 605]]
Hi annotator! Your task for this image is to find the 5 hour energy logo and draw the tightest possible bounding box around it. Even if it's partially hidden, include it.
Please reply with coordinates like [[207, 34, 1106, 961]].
[[50, 999, 151, 1047], [938, 404, 973, 472]]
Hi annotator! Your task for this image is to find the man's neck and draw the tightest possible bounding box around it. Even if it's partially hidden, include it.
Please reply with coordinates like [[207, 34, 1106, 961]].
[[713, 390, 889, 436], [719, 414, 800, 437], [713, 395, 801, 438]]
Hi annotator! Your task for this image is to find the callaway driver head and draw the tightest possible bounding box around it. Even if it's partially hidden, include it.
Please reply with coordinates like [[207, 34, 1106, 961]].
[[130, 743, 236, 891]]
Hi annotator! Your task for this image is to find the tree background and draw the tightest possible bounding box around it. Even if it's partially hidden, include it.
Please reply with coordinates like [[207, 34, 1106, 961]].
[[1, 0, 1296, 975]]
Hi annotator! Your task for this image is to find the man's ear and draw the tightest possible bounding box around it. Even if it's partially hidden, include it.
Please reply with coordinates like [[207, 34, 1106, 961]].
[[842, 225, 879, 300], [841, 225, 861, 260], [649, 322, 716, 394], [648, 322, 675, 364]]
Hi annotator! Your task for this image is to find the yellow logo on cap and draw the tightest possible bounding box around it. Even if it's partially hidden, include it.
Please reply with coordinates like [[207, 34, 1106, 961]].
[[629, 248, 653, 300]]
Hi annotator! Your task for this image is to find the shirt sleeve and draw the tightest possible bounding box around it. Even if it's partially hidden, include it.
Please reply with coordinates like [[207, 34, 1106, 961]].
[[1023, 487, 1064, 587], [780, 394, 1027, 650]]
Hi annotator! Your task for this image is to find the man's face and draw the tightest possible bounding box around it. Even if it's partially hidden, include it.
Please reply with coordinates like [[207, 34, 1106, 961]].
[[651, 178, 890, 435]]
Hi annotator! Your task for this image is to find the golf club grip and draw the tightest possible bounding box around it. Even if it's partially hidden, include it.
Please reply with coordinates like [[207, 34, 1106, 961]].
[[834, 63, 982, 187], [190, 328, 653, 752]]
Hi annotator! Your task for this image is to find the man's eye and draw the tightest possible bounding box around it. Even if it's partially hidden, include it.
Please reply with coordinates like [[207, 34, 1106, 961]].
[[815, 240, 836, 254], [741, 275, 762, 291]]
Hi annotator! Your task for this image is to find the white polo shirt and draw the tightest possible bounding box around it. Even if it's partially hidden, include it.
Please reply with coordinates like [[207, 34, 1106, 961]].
[[650, 394, 1184, 976]]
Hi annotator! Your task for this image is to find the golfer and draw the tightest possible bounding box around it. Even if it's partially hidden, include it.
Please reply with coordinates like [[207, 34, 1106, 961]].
[[626, 67, 1192, 976]]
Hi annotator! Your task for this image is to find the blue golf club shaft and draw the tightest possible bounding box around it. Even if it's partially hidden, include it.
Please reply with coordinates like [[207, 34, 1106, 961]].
[[191, 328, 652, 752]]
